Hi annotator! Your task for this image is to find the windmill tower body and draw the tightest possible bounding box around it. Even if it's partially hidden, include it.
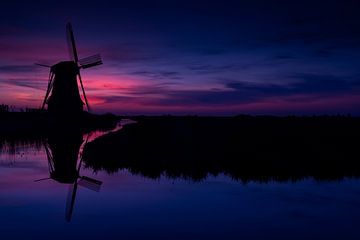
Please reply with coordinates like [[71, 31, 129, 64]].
[[40, 23, 102, 113], [47, 61, 83, 113]]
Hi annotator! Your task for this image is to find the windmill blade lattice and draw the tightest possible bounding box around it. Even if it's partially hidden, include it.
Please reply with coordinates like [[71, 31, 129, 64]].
[[79, 54, 103, 69]]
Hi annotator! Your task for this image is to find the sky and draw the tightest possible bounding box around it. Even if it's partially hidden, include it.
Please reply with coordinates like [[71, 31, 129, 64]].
[[0, 0, 360, 115]]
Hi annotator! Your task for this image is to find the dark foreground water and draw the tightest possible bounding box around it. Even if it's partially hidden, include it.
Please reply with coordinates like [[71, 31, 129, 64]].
[[0, 118, 360, 240]]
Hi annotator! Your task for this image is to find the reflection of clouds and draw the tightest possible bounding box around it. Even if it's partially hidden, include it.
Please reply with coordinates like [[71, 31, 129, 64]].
[[0, 146, 47, 174]]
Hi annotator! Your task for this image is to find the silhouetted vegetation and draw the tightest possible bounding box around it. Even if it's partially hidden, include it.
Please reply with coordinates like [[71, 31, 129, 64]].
[[0, 111, 119, 153], [0, 104, 10, 113], [82, 115, 360, 183], [0, 111, 119, 135]]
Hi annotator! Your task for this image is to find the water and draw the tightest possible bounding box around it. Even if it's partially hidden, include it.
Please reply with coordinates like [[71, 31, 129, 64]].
[[0, 121, 359, 240]]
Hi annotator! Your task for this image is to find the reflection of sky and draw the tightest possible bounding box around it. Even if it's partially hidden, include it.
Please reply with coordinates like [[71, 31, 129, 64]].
[[1, 146, 360, 239], [1, 1, 360, 115]]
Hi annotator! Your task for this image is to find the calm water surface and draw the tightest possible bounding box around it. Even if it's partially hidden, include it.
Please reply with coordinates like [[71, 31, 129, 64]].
[[0, 125, 359, 240]]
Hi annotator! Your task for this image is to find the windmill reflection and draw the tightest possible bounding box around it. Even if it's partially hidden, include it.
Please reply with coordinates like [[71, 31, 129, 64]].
[[37, 131, 102, 222]]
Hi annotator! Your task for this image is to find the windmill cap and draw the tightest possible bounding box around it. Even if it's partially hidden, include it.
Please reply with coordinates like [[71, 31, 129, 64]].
[[51, 61, 79, 74]]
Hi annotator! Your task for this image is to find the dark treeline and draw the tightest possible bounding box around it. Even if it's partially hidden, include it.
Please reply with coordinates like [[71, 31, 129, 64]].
[[0, 104, 9, 113], [82, 115, 360, 183], [0, 111, 119, 153], [0, 103, 39, 113], [0, 111, 119, 134]]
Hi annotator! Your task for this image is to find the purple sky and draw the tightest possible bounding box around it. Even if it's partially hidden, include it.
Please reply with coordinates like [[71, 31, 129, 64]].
[[1, 0, 360, 115]]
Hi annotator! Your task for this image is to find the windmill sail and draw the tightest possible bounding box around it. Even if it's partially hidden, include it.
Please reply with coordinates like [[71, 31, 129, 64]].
[[65, 181, 78, 222], [78, 176, 102, 192], [42, 72, 55, 110], [79, 54, 103, 69], [77, 73, 90, 111], [66, 23, 79, 63], [34, 63, 51, 68]]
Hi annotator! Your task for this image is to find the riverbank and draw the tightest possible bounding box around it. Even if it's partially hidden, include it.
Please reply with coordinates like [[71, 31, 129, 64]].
[[83, 115, 360, 182]]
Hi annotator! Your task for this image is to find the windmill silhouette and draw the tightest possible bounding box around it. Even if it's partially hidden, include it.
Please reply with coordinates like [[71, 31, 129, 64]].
[[38, 23, 103, 113]]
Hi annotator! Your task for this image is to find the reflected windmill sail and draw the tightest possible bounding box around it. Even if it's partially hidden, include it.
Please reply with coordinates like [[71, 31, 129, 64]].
[[65, 179, 78, 222], [65, 147, 103, 222]]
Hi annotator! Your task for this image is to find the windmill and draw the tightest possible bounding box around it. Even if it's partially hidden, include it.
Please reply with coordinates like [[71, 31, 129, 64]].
[[38, 23, 103, 113]]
